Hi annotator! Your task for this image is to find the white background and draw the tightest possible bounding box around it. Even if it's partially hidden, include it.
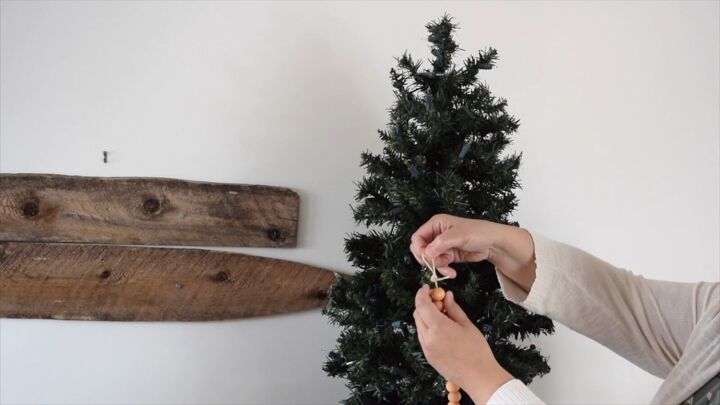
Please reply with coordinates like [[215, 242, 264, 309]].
[[1, 1, 718, 404]]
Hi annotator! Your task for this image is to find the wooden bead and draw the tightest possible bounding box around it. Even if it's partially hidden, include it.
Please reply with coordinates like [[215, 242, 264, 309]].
[[433, 300, 445, 311], [430, 287, 446, 301], [448, 392, 461, 402], [446, 381, 460, 392]]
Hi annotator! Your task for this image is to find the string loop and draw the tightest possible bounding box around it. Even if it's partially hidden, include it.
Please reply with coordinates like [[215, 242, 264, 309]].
[[421, 254, 451, 288]]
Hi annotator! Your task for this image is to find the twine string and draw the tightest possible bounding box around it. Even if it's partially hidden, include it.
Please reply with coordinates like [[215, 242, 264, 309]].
[[421, 254, 451, 288], [420, 254, 460, 402]]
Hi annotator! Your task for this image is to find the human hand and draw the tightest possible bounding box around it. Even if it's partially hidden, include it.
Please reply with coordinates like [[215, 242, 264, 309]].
[[410, 214, 499, 278], [410, 214, 537, 293], [413, 284, 512, 403]]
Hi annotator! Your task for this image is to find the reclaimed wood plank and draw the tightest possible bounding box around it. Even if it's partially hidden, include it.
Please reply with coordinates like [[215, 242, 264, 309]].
[[0, 242, 337, 321], [0, 174, 299, 247]]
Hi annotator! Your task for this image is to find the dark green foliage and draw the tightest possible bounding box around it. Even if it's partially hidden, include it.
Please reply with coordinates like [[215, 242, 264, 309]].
[[322, 15, 554, 404]]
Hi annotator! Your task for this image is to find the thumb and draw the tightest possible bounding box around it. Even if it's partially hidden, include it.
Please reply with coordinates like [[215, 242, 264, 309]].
[[425, 228, 466, 259], [444, 291, 471, 326]]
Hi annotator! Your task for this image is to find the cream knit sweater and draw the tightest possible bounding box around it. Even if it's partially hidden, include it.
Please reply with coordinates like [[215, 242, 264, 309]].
[[489, 232, 720, 404]]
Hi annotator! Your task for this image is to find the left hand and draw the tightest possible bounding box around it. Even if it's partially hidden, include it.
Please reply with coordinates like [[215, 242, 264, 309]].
[[413, 284, 513, 403]]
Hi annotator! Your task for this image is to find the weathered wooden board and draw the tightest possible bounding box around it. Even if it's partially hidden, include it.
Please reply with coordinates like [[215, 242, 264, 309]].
[[0, 174, 299, 247], [0, 242, 337, 321]]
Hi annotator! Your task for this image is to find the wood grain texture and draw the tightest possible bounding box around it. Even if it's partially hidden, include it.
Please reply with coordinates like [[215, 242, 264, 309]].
[[0, 174, 299, 247], [0, 242, 337, 321]]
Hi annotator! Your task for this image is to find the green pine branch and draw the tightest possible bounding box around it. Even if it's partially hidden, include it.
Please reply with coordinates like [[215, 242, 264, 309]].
[[322, 15, 554, 404]]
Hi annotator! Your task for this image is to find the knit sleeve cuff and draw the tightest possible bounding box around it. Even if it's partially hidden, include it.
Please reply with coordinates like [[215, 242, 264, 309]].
[[487, 379, 545, 404], [495, 231, 562, 316]]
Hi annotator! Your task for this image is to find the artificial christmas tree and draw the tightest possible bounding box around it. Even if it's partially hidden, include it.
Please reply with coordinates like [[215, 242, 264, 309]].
[[322, 15, 554, 404]]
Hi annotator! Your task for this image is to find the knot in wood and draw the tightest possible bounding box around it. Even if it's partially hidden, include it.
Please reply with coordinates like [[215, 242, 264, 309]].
[[99, 270, 111, 279], [213, 271, 229, 283], [266, 228, 282, 242], [143, 197, 161, 214], [316, 289, 329, 300], [21, 200, 40, 219]]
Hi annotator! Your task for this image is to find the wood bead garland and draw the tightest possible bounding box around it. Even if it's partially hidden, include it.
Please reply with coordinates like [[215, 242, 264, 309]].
[[422, 255, 462, 404], [430, 287, 446, 301], [431, 287, 462, 405], [446, 381, 460, 392], [430, 288, 446, 312]]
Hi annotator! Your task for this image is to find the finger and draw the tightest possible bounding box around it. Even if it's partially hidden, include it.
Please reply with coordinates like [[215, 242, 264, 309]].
[[413, 309, 428, 333], [415, 285, 450, 328], [425, 229, 467, 259], [411, 246, 453, 274], [414, 284, 430, 307], [416, 323, 428, 352], [409, 242, 424, 265], [411, 217, 441, 248], [436, 265, 457, 279], [443, 291, 472, 326], [410, 231, 429, 251], [410, 236, 429, 265], [411, 214, 449, 258], [427, 252, 454, 268]]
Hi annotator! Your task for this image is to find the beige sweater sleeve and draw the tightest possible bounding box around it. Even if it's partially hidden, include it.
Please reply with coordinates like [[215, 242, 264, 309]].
[[496, 231, 719, 379]]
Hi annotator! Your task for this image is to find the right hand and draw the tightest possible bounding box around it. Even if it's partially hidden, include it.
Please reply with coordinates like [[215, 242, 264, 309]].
[[410, 214, 537, 291], [413, 284, 513, 403]]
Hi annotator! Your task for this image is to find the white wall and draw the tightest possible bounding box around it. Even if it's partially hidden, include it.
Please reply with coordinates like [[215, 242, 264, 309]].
[[1, 1, 717, 404]]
